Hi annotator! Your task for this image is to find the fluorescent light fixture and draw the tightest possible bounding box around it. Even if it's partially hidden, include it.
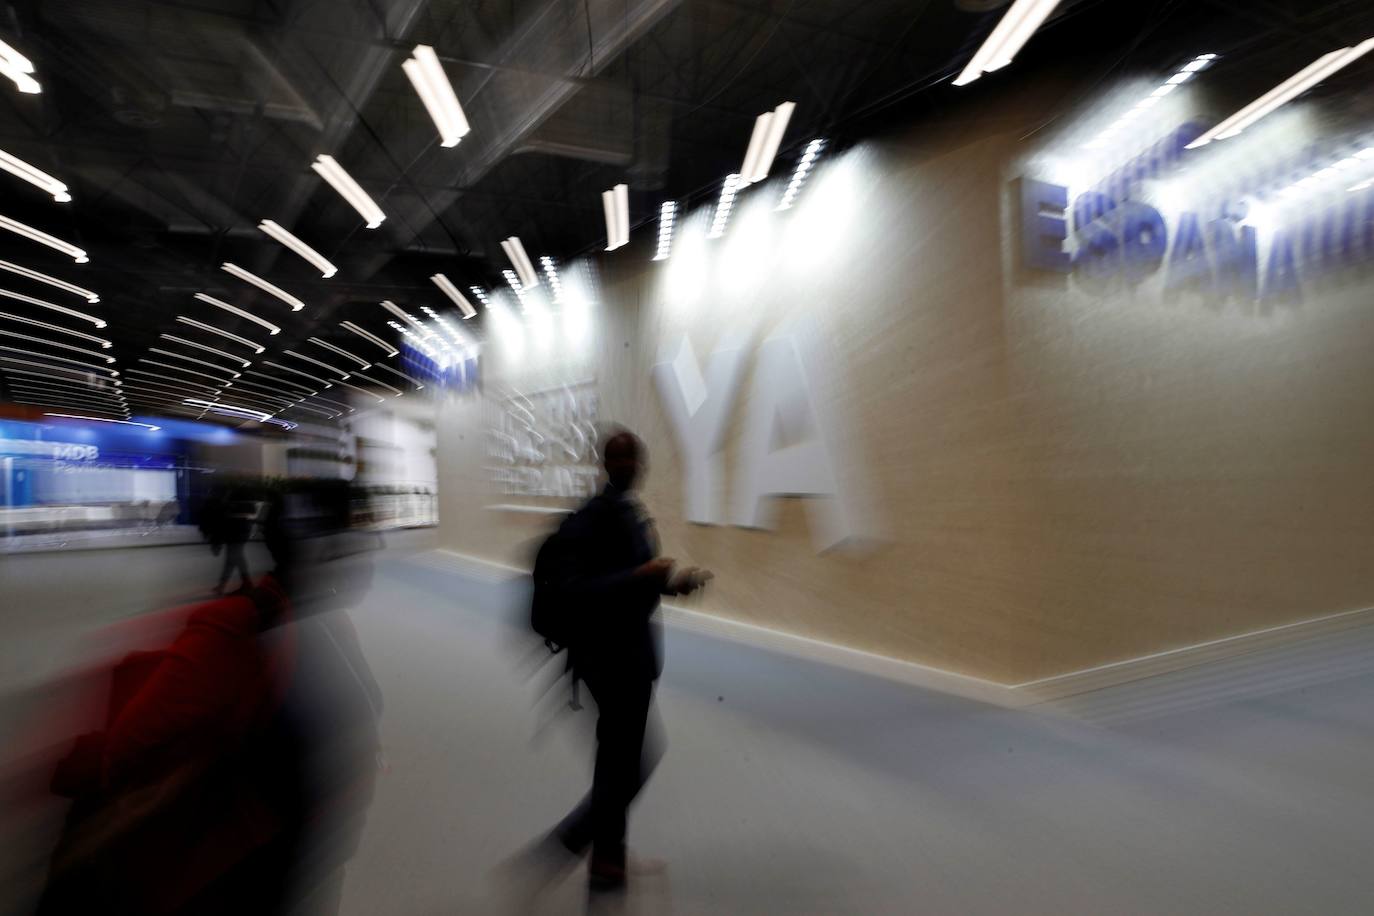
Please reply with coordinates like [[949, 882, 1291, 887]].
[[388, 320, 439, 358], [501, 236, 540, 287], [0, 149, 69, 201], [1189, 39, 1374, 148], [222, 378, 299, 404], [308, 336, 370, 369], [0, 39, 40, 94], [1083, 55, 1216, 150], [0, 260, 97, 302], [148, 347, 242, 378], [0, 288, 104, 327], [285, 401, 340, 419], [602, 184, 630, 251], [380, 300, 428, 333], [176, 316, 265, 354], [777, 138, 826, 211], [953, 0, 1065, 86], [160, 333, 252, 368], [312, 155, 386, 229], [373, 362, 425, 389], [193, 292, 281, 337], [653, 201, 676, 260], [1279, 147, 1374, 198], [0, 213, 86, 262], [242, 369, 316, 395], [0, 310, 109, 347], [708, 174, 743, 239], [426, 309, 472, 352], [539, 256, 565, 301], [138, 358, 237, 387], [11, 377, 123, 399], [334, 378, 386, 403], [469, 286, 491, 308], [284, 349, 350, 380], [44, 413, 158, 430], [0, 328, 113, 363], [0, 355, 116, 383], [221, 263, 304, 311], [262, 359, 334, 389], [257, 220, 337, 278], [430, 273, 477, 318], [303, 391, 353, 413], [340, 320, 398, 356], [740, 102, 795, 185], [501, 270, 527, 306], [0, 344, 116, 376], [402, 44, 471, 148], [184, 398, 274, 422], [124, 373, 222, 397]]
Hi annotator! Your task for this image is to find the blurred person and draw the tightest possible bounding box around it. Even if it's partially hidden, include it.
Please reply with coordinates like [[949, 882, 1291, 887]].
[[32, 480, 383, 915], [214, 492, 257, 596], [537, 429, 710, 892]]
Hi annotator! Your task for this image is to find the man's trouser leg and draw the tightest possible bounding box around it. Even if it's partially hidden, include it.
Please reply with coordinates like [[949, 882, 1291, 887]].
[[557, 674, 658, 868]]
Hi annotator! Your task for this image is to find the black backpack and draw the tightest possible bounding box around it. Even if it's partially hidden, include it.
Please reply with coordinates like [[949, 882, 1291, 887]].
[[530, 518, 578, 652]]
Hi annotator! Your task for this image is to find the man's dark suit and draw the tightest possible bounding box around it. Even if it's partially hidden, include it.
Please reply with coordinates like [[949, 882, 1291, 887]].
[[555, 484, 665, 869]]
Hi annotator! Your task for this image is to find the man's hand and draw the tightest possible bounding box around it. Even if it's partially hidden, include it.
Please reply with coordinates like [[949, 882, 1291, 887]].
[[635, 557, 675, 586], [667, 566, 714, 596]]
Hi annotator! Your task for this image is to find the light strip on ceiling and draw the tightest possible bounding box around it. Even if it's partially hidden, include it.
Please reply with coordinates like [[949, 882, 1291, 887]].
[[1188, 38, 1374, 148], [373, 362, 425, 389], [0, 328, 113, 363], [388, 320, 439, 358], [0, 287, 104, 327], [221, 263, 305, 311], [257, 220, 338, 278], [777, 139, 826, 211], [538, 257, 564, 302], [304, 391, 354, 413], [339, 320, 398, 356], [193, 388, 289, 414], [0, 213, 86, 262], [159, 333, 252, 368], [653, 202, 676, 260], [221, 380, 298, 406], [469, 286, 490, 308], [308, 337, 371, 368], [193, 293, 281, 336], [500, 236, 540, 287], [0, 259, 97, 302], [0, 344, 116, 376], [0, 39, 40, 94], [602, 184, 629, 251], [262, 359, 334, 389], [44, 413, 158, 430], [953, 0, 1065, 86], [501, 270, 527, 307], [21, 398, 122, 415], [740, 101, 796, 185], [286, 401, 340, 419], [707, 174, 743, 239], [242, 367, 315, 394], [1083, 55, 1216, 151], [348, 371, 402, 396], [334, 378, 385, 403], [138, 358, 236, 387], [380, 300, 429, 334], [402, 44, 471, 148], [284, 348, 350, 380], [430, 273, 477, 318], [184, 398, 273, 422], [1, 363, 120, 388], [0, 353, 112, 379], [312, 155, 386, 228], [148, 347, 241, 378], [123, 376, 222, 398], [12, 378, 123, 400], [176, 316, 265, 354], [0, 310, 110, 347], [0, 149, 70, 202]]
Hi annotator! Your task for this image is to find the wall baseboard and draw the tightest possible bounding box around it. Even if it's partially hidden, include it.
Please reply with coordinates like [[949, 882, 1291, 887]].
[[412, 548, 1374, 712]]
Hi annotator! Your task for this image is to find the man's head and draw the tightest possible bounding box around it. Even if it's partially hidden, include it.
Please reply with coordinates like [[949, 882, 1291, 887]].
[[603, 429, 645, 492]]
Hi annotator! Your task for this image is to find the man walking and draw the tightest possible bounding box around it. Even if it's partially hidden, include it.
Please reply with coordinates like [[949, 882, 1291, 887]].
[[550, 429, 707, 891]]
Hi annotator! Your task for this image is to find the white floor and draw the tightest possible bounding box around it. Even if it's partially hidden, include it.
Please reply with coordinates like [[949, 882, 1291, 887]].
[[4, 540, 1374, 914]]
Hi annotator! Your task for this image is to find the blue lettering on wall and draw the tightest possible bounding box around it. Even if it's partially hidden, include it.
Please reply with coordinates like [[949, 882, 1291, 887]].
[[1207, 220, 1259, 301], [1165, 212, 1214, 295], [1262, 230, 1302, 304], [1018, 177, 1071, 273], [1120, 202, 1168, 281]]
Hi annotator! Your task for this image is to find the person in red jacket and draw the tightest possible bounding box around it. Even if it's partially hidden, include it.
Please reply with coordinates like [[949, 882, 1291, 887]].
[[35, 481, 383, 916]]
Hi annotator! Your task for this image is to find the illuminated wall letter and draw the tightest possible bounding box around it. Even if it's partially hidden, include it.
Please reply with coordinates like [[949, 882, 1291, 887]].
[[652, 335, 747, 524], [1018, 178, 1070, 273], [733, 335, 857, 552], [1165, 212, 1214, 295]]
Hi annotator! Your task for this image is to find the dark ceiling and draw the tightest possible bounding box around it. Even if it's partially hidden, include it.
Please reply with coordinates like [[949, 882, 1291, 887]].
[[1, 0, 1373, 424]]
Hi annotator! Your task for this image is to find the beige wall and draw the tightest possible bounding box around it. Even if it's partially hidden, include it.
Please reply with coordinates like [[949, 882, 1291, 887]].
[[437, 80, 1374, 684]]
